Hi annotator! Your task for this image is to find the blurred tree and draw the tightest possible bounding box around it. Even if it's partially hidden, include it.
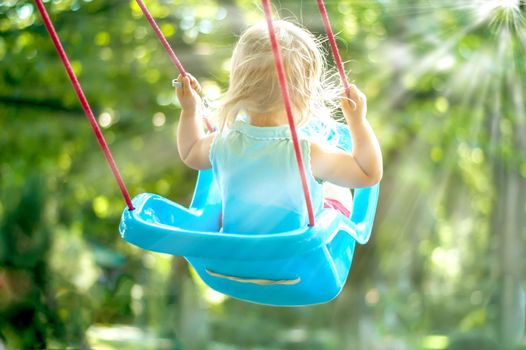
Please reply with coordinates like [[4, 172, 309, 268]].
[[0, 177, 67, 348]]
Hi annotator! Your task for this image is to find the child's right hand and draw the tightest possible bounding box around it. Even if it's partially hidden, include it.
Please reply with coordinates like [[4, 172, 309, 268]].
[[175, 73, 202, 113], [340, 84, 367, 123]]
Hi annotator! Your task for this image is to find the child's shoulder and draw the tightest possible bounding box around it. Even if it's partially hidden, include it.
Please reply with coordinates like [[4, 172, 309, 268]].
[[300, 118, 352, 152]]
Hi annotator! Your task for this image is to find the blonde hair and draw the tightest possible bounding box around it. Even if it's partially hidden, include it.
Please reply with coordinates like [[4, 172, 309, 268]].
[[216, 20, 339, 130]]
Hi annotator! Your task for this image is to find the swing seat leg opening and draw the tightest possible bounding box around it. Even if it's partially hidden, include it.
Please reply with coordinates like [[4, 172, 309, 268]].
[[205, 268, 301, 286]]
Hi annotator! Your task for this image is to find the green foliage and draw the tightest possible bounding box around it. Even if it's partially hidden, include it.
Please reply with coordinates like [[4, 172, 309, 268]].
[[447, 331, 499, 350]]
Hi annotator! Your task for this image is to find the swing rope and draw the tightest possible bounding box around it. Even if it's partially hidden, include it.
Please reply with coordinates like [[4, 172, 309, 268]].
[[316, 0, 352, 93], [35, 0, 134, 211], [134, 0, 214, 133], [134, 0, 187, 76], [261, 0, 315, 227]]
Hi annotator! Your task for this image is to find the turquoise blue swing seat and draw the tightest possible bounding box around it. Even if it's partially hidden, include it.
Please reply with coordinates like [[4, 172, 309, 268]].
[[119, 121, 380, 306]]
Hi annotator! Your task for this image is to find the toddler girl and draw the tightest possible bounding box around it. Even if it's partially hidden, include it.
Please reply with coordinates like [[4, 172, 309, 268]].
[[176, 20, 382, 234]]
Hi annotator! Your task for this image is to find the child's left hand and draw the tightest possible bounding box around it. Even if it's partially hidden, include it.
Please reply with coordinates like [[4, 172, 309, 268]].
[[340, 84, 367, 123], [175, 73, 202, 113]]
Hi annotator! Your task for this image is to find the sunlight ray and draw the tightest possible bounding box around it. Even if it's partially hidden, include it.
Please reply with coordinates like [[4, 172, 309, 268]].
[[376, 0, 525, 292], [488, 28, 510, 160], [507, 37, 526, 144], [384, 18, 486, 107]]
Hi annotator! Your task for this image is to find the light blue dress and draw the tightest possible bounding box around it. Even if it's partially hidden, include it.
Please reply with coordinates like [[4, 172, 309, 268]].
[[210, 119, 324, 234]]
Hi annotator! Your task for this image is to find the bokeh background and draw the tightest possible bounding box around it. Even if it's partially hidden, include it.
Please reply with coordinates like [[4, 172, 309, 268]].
[[1, 0, 526, 349]]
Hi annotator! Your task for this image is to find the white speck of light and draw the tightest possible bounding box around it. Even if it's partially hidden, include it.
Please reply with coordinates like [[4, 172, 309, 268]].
[[98, 112, 112, 128], [152, 112, 166, 127], [17, 4, 34, 20], [131, 284, 144, 300]]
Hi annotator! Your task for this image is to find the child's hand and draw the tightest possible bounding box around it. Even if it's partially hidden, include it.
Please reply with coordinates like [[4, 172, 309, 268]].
[[175, 74, 202, 113], [340, 84, 367, 123]]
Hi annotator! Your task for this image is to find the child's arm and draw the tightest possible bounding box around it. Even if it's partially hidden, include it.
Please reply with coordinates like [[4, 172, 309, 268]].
[[310, 84, 383, 188], [176, 74, 214, 170]]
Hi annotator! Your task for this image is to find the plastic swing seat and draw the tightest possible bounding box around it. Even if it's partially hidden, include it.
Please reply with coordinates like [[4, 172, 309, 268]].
[[119, 122, 380, 306]]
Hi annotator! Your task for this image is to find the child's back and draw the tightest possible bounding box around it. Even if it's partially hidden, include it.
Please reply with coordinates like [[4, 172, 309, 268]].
[[211, 119, 324, 233]]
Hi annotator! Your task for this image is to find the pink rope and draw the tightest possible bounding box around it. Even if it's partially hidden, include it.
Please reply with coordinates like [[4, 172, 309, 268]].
[[135, 0, 187, 76], [203, 116, 214, 132], [316, 0, 352, 94], [261, 0, 315, 227], [35, 0, 134, 211], [135, 0, 214, 133]]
